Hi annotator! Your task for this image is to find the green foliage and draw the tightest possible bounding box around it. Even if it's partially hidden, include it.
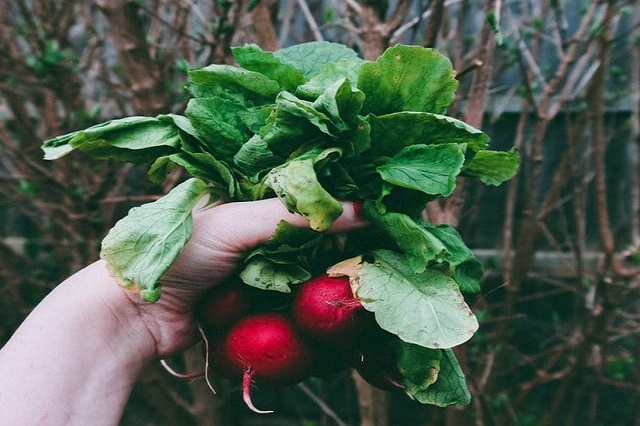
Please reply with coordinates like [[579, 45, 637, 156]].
[[25, 40, 75, 76]]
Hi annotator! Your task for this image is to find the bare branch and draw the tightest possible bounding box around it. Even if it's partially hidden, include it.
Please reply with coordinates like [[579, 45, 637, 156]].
[[296, 0, 324, 41]]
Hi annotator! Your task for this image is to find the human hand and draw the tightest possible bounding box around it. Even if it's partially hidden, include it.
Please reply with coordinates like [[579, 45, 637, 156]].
[[127, 197, 368, 358]]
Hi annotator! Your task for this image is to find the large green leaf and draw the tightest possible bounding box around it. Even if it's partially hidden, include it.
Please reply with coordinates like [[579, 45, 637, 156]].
[[42, 116, 182, 162], [368, 111, 490, 157], [463, 147, 521, 185], [100, 178, 210, 302], [297, 57, 366, 98], [313, 78, 365, 132], [274, 41, 361, 79], [185, 97, 251, 160], [266, 154, 343, 231], [377, 143, 466, 197], [358, 45, 458, 115], [365, 206, 447, 273], [396, 341, 442, 396], [330, 250, 479, 349], [422, 222, 484, 293], [148, 152, 238, 198], [409, 349, 471, 406], [187, 64, 280, 104], [232, 44, 306, 91]]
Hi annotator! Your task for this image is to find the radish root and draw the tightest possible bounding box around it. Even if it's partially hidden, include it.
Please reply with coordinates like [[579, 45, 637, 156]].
[[197, 322, 217, 395], [159, 359, 204, 380], [242, 368, 274, 414], [158, 323, 217, 397]]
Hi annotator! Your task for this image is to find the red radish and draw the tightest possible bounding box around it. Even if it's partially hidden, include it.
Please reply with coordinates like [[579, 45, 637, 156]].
[[197, 281, 252, 332], [354, 343, 404, 391], [291, 275, 375, 346], [213, 312, 315, 413]]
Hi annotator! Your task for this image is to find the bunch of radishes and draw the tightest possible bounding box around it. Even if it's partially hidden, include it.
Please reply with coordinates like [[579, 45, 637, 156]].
[[195, 273, 401, 413]]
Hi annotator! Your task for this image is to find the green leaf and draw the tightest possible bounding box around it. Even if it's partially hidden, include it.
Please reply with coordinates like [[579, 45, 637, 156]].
[[396, 341, 442, 395], [333, 250, 479, 348], [240, 257, 311, 292], [463, 147, 520, 185], [364, 206, 447, 272], [422, 223, 484, 293], [42, 116, 181, 162], [160, 113, 203, 151], [368, 112, 490, 157], [255, 93, 334, 159], [185, 97, 252, 160], [267, 154, 343, 231], [148, 152, 238, 198], [233, 133, 284, 178], [377, 143, 466, 197], [232, 44, 306, 91], [409, 349, 471, 406], [313, 78, 365, 132], [258, 220, 324, 252], [358, 45, 458, 115], [100, 178, 210, 302], [238, 104, 275, 134], [276, 91, 335, 136], [239, 220, 325, 292], [274, 41, 361, 79], [297, 57, 366, 98], [187, 64, 280, 104]]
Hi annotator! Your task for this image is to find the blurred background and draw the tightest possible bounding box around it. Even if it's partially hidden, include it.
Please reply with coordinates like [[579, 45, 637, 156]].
[[1, 1, 639, 425]]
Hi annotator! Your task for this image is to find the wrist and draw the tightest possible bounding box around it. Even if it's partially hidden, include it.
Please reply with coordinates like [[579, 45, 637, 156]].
[[0, 260, 161, 424], [76, 260, 161, 367], [107, 261, 198, 359]]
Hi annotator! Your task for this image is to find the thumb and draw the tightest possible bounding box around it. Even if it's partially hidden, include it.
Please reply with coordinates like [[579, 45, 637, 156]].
[[193, 198, 368, 253]]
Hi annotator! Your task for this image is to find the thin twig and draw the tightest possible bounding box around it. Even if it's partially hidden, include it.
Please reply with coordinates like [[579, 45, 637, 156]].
[[391, 0, 462, 43], [295, 0, 324, 41], [297, 382, 349, 426]]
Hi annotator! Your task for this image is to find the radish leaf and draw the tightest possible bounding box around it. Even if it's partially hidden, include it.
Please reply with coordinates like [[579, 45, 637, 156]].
[[377, 143, 466, 197], [421, 223, 484, 293], [331, 250, 479, 349], [368, 112, 489, 156], [101, 178, 210, 302], [267, 155, 342, 231], [187, 64, 280, 104], [396, 340, 442, 394], [463, 146, 521, 185], [42, 116, 182, 161], [274, 41, 361, 78], [358, 45, 458, 116], [297, 57, 365, 98], [409, 348, 471, 406], [185, 97, 252, 160], [232, 44, 306, 91]]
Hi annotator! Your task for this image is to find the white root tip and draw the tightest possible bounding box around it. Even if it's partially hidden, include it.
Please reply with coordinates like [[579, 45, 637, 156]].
[[242, 368, 274, 414], [159, 359, 204, 380], [197, 322, 217, 395]]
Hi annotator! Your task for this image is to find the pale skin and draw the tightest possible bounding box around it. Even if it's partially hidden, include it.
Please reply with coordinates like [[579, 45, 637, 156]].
[[0, 198, 367, 426]]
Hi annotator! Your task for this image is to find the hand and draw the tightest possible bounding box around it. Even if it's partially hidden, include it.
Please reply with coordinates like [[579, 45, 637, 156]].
[[127, 197, 368, 358], [0, 197, 366, 425]]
